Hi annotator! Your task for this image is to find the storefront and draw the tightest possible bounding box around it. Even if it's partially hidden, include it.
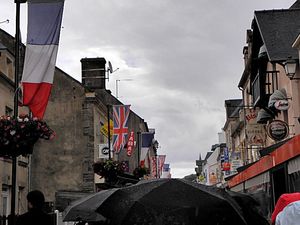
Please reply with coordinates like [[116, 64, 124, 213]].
[[227, 134, 300, 218]]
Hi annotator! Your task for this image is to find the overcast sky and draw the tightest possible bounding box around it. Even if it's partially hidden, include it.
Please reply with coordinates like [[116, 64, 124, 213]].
[[0, 0, 296, 178]]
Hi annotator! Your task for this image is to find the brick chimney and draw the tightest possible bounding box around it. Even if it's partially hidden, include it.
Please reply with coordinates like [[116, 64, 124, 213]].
[[81, 57, 106, 90]]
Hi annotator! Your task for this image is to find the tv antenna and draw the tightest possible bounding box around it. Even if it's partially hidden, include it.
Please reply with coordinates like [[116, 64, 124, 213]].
[[106, 61, 119, 82], [0, 19, 9, 25]]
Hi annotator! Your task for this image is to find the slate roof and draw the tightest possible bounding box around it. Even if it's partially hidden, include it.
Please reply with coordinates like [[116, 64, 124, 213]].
[[0, 42, 7, 50], [254, 9, 300, 62], [290, 0, 300, 9], [224, 99, 243, 118], [204, 152, 213, 161]]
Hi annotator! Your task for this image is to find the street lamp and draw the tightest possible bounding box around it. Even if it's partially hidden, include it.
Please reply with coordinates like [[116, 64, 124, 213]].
[[284, 58, 299, 80], [115, 79, 133, 98], [152, 139, 159, 178]]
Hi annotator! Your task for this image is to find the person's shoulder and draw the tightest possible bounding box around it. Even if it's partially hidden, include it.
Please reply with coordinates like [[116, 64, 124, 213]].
[[16, 212, 31, 225], [17, 212, 31, 220]]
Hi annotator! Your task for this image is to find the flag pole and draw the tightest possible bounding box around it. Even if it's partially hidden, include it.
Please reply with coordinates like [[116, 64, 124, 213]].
[[12, 1, 26, 224], [107, 104, 111, 160]]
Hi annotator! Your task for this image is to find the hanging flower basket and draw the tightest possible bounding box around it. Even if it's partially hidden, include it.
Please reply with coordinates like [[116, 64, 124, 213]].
[[93, 160, 124, 183], [133, 166, 150, 179], [0, 114, 55, 157]]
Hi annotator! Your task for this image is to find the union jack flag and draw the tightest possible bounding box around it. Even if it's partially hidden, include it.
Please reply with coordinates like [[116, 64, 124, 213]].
[[113, 105, 130, 153]]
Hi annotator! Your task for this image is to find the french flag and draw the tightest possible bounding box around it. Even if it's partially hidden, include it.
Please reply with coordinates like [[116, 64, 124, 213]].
[[21, 0, 64, 119]]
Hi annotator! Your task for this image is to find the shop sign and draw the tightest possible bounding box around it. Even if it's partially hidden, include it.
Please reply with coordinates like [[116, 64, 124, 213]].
[[267, 120, 289, 141], [223, 162, 231, 171], [274, 100, 289, 111], [126, 131, 135, 157], [100, 120, 113, 139], [98, 143, 112, 159], [246, 125, 265, 145], [245, 108, 258, 125], [231, 160, 243, 172]]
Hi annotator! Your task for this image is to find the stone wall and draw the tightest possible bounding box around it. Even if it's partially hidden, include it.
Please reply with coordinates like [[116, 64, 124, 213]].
[[30, 68, 89, 202]]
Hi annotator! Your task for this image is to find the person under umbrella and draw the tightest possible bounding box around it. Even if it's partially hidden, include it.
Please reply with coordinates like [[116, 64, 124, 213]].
[[96, 178, 248, 225], [226, 190, 270, 225]]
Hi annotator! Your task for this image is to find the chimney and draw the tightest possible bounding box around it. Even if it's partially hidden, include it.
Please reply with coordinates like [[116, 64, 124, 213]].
[[81, 57, 106, 90]]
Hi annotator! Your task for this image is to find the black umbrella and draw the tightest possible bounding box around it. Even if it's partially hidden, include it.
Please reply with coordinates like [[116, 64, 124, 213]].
[[63, 189, 118, 222], [226, 190, 270, 225], [96, 178, 248, 225]]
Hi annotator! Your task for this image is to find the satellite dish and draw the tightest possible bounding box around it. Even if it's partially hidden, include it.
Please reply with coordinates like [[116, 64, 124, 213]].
[[108, 61, 113, 73]]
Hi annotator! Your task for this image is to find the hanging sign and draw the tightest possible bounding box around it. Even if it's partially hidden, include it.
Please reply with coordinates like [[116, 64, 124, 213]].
[[100, 120, 113, 139], [223, 162, 231, 171], [267, 120, 289, 141], [98, 143, 112, 159], [126, 131, 135, 156], [274, 100, 289, 111]]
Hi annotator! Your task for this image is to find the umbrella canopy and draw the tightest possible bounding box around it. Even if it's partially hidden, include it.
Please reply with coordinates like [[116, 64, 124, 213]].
[[63, 189, 118, 222], [96, 178, 248, 225], [226, 190, 270, 225]]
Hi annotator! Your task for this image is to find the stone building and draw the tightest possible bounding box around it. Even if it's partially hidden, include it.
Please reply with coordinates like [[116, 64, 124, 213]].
[[0, 29, 29, 217], [0, 28, 150, 214], [30, 57, 149, 211], [226, 1, 300, 217]]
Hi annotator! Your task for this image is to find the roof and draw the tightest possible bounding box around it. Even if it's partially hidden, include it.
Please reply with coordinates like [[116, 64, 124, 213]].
[[290, 0, 300, 9], [0, 42, 7, 50], [254, 9, 300, 62], [204, 152, 213, 161], [224, 99, 243, 118]]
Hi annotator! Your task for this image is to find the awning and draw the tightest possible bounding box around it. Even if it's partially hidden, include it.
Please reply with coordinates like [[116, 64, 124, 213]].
[[228, 134, 300, 188], [259, 138, 291, 157]]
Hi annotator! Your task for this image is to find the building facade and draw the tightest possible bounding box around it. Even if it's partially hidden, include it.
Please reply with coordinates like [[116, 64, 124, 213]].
[[0, 29, 29, 218], [0, 28, 153, 215], [226, 2, 300, 218]]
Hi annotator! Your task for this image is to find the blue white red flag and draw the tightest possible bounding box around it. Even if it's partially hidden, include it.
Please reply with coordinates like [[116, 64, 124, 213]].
[[21, 0, 64, 119], [140, 132, 154, 164], [163, 163, 170, 172], [113, 105, 130, 153]]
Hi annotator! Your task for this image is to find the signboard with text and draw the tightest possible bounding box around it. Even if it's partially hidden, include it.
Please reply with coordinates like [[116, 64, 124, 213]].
[[267, 120, 289, 141], [100, 120, 113, 139], [245, 108, 266, 145]]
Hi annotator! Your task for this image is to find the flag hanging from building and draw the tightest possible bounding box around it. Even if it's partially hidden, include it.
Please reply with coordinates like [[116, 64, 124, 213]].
[[163, 163, 170, 172], [151, 156, 157, 178], [113, 105, 130, 153], [140, 132, 154, 165], [126, 131, 135, 157], [158, 155, 166, 177], [21, 0, 65, 119]]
